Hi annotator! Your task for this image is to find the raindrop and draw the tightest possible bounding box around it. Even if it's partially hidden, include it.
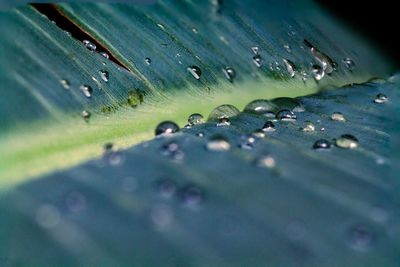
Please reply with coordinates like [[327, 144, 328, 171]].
[[80, 85, 93, 98], [243, 99, 277, 117], [208, 104, 240, 121], [254, 155, 276, 168], [304, 40, 335, 74], [156, 179, 177, 199], [252, 55, 262, 67], [251, 46, 260, 54], [160, 141, 184, 161], [282, 58, 296, 78], [83, 39, 96, 51], [336, 134, 358, 149], [155, 121, 180, 137], [217, 117, 231, 126], [373, 93, 388, 104], [206, 135, 230, 152], [301, 120, 315, 132], [187, 66, 202, 80], [82, 110, 91, 122], [348, 224, 374, 252], [187, 113, 204, 126], [331, 112, 346, 121], [180, 186, 204, 209], [65, 191, 86, 213], [238, 134, 256, 150], [277, 109, 296, 121], [99, 70, 109, 82], [145, 57, 151, 65], [313, 139, 332, 150], [60, 79, 70, 89], [311, 65, 325, 81], [222, 67, 236, 82], [271, 97, 304, 112], [100, 52, 109, 59], [343, 57, 355, 71], [262, 121, 276, 132]]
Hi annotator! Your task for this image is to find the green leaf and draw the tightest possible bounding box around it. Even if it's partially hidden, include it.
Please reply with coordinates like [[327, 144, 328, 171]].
[[0, 0, 394, 186], [1, 78, 399, 265]]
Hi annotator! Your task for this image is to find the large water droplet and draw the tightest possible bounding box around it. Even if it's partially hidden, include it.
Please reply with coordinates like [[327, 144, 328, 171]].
[[223, 67, 236, 82], [206, 135, 230, 152], [60, 79, 70, 89], [187, 66, 202, 80], [238, 134, 256, 150], [313, 139, 332, 151], [160, 141, 184, 161], [277, 109, 296, 121], [336, 134, 358, 149], [83, 40, 96, 51], [252, 55, 262, 67], [262, 121, 276, 132], [301, 120, 315, 132], [243, 99, 277, 117], [282, 58, 296, 78], [348, 224, 374, 252], [331, 112, 346, 121], [343, 57, 355, 71], [373, 93, 388, 104], [99, 70, 109, 82], [254, 155, 276, 168], [155, 121, 180, 137], [208, 104, 240, 121], [311, 65, 325, 81], [80, 85, 93, 98], [187, 113, 204, 126], [305, 40, 335, 74], [180, 186, 204, 209], [271, 97, 304, 112]]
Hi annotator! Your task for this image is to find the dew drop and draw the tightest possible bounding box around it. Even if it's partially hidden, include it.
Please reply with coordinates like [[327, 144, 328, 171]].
[[100, 52, 109, 59], [80, 85, 93, 98], [83, 39, 96, 51], [187, 113, 204, 126], [283, 58, 296, 78], [99, 70, 109, 82], [243, 99, 277, 117], [208, 104, 240, 121], [373, 93, 388, 104], [254, 155, 276, 168], [313, 139, 332, 151], [301, 120, 315, 132], [283, 44, 291, 53], [238, 134, 256, 150], [301, 71, 309, 82], [180, 186, 204, 209], [252, 129, 265, 138], [251, 46, 260, 54], [60, 79, 70, 89], [82, 110, 91, 122], [217, 117, 231, 126], [331, 112, 346, 121], [160, 141, 184, 161], [252, 55, 262, 67], [187, 66, 202, 80], [206, 135, 230, 152], [311, 65, 325, 81], [277, 109, 296, 121], [305, 40, 335, 74], [336, 134, 358, 149], [262, 121, 276, 132], [343, 57, 355, 71], [155, 121, 180, 137], [348, 224, 374, 252], [145, 57, 151, 65], [222, 67, 236, 82], [271, 97, 304, 112]]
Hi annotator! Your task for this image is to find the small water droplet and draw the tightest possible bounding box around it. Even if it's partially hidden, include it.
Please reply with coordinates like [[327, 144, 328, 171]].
[[187, 113, 204, 126], [271, 97, 304, 112], [283, 44, 291, 53], [60, 79, 70, 89], [238, 134, 256, 150], [331, 112, 346, 121], [156, 179, 177, 199], [252, 55, 262, 67], [301, 120, 315, 132], [336, 134, 358, 149], [99, 70, 109, 82], [311, 65, 325, 81], [373, 93, 388, 104], [65, 191, 86, 213], [254, 155, 276, 168], [251, 46, 260, 54], [348, 224, 374, 252], [343, 57, 355, 71], [252, 129, 265, 138], [160, 141, 184, 161], [100, 52, 109, 59], [206, 135, 230, 152], [277, 109, 296, 121], [262, 121, 276, 132], [222, 67, 236, 82], [243, 99, 277, 117], [301, 71, 309, 82], [83, 40, 96, 51], [155, 121, 180, 137], [283, 58, 296, 78], [208, 104, 240, 121], [192, 28, 198, 34], [145, 57, 151, 65], [180, 186, 204, 209], [217, 117, 231, 126], [80, 85, 93, 98], [82, 110, 91, 122], [187, 66, 202, 80], [313, 139, 332, 150], [196, 132, 205, 137]]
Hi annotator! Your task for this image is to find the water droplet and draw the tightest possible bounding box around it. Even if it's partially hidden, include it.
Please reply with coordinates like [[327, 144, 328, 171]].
[[83, 39, 96, 51], [192, 28, 198, 34], [262, 121, 276, 132], [348, 224, 374, 252], [238, 134, 256, 150], [65, 191, 86, 213], [80, 85, 93, 98], [100, 52, 109, 59], [156, 179, 177, 199], [311, 65, 325, 81], [252, 129, 265, 138], [217, 117, 231, 126], [82, 110, 91, 122], [254, 155, 276, 168], [283, 59, 296, 78], [60, 79, 70, 89], [251, 46, 260, 54], [343, 57, 355, 71], [336, 134, 358, 149], [373, 93, 388, 104], [271, 97, 304, 112], [301, 71, 309, 82], [277, 109, 296, 121], [304, 40, 335, 74], [188, 113, 204, 126], [160, 141, 184, 161], [301, 120, 315, 132], [252, 55, 262, 67], [313, 139, 332, 150], [187, 66, 202, 80], [99, 70, 109, 82], [222, 67, 236, 82], [283, 44, 291, 53], [208, 104, 240, 121], [206, 135, 230, 152], [157, 23, 166, 30], [145, 57, 151, 65], [36, 204, 60, 229], [196, 132, 205, 137], [243, 99, 277, 117], [331, 112, 346, 121], [155, 121, 180, 137], [180, 186, 204, 209]]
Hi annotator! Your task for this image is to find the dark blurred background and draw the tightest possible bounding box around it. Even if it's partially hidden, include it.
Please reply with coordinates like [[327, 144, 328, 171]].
[[316, 0, 400, 67]]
